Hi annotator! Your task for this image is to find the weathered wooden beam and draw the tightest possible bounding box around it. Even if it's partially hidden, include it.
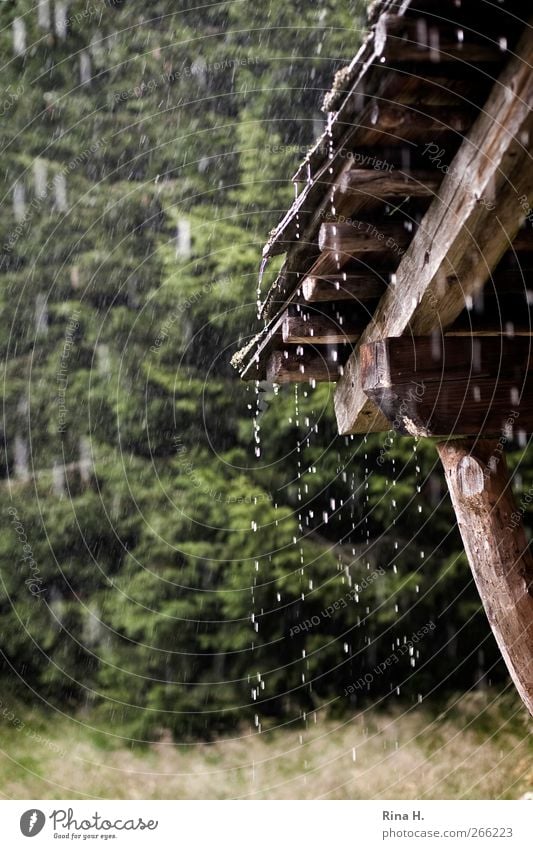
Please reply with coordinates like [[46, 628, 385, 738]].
[[360, 336, 533, 437], [319, 222, 531, 264], [335, 21, 533, 434], [437, 439, 533, 716], [361, 336, 532, 387], [282, 311, 364, 345], [267, 349, 343, 384], [318, 220, 412, 256], [336, 167, 440, 200], [302, 273, 386, 302]]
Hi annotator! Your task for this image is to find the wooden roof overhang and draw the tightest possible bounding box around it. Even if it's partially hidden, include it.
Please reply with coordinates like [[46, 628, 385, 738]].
[[231, 0, 533, 715], [233, 0, 533, 431]]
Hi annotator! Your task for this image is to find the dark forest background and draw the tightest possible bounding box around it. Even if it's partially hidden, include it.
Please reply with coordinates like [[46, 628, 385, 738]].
[[1, 0, 528, 742]]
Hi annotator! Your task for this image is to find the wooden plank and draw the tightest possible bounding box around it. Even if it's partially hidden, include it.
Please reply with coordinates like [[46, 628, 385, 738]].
[[335, 21, 533, 434], [437, 439, 533, 716], [320, 221, 531, 260], [445, 326, 533, 337], [303, 273, 386, 302], [360, 336, 533, 386], [282, 312, 363, 345], [447, 305, 533, 336], [359, 336, 533, 437], [238, 316, 285, 381], [365, 375, 533, 436], [336, 167, 440, 199], [282, 317, 533, 355], [267, 349, 343, 384], [318, 220, 412, 255]]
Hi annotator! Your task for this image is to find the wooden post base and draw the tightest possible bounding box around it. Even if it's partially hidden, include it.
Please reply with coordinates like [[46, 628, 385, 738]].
[[437, 439, 533, 715]]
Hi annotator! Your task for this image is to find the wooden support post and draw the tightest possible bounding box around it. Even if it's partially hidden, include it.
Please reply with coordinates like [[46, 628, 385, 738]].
[[437, 440, 533, 715]]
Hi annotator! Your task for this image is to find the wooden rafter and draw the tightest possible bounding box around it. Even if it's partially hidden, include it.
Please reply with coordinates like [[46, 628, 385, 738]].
[[360, 336, 533, 437]]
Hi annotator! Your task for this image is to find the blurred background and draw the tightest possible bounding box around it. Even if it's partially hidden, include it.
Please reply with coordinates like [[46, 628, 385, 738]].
[[0, 0, 532, 799]]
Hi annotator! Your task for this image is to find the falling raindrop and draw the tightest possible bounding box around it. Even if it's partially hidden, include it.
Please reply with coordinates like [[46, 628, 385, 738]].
[[35, 293, 48, 336], [54, 173, 68, 212], [80, 51, 92, 86], [14, 435, 29, 481], [33, 160, 47, 199], [52, 461, 65, 497], [175, 219, 191, 258], [13, 18, 26, 55], [13, 183, 25, 222], [55, 2, 68, 39], [37, 0, 51, 30]]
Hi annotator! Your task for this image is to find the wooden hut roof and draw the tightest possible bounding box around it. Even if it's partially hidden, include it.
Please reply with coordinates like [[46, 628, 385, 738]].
[[232, 0, 533, 435]]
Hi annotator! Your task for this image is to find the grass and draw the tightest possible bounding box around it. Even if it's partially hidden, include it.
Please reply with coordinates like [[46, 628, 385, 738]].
[[0, 690, 532, 799]]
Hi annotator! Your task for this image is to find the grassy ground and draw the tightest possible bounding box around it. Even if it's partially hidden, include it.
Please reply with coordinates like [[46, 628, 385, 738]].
[[0, 690, 532, 799]]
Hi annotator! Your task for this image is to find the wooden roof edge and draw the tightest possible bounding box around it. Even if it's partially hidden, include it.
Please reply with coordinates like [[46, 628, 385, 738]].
[[260, 0, 408, 265], [296, 0, 410, 178], [234, 3, 533, 382], [321, 1, 413, 114], [257, 1, 420, 325], [230, 301, 291, 379]]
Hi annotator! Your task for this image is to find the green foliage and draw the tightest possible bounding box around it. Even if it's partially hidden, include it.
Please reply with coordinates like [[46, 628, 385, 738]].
[[0, 0, 510, 741]]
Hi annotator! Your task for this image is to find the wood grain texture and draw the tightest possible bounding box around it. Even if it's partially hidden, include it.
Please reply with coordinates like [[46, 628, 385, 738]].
[[266, 349, 343, 384], [337, 167, 440, 199], [437, 439, 533, 716], [318, 220, 412, 255], [282, 312, 363, 345], [359, 336, 533, 436], [302, 273, 386, 302]]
